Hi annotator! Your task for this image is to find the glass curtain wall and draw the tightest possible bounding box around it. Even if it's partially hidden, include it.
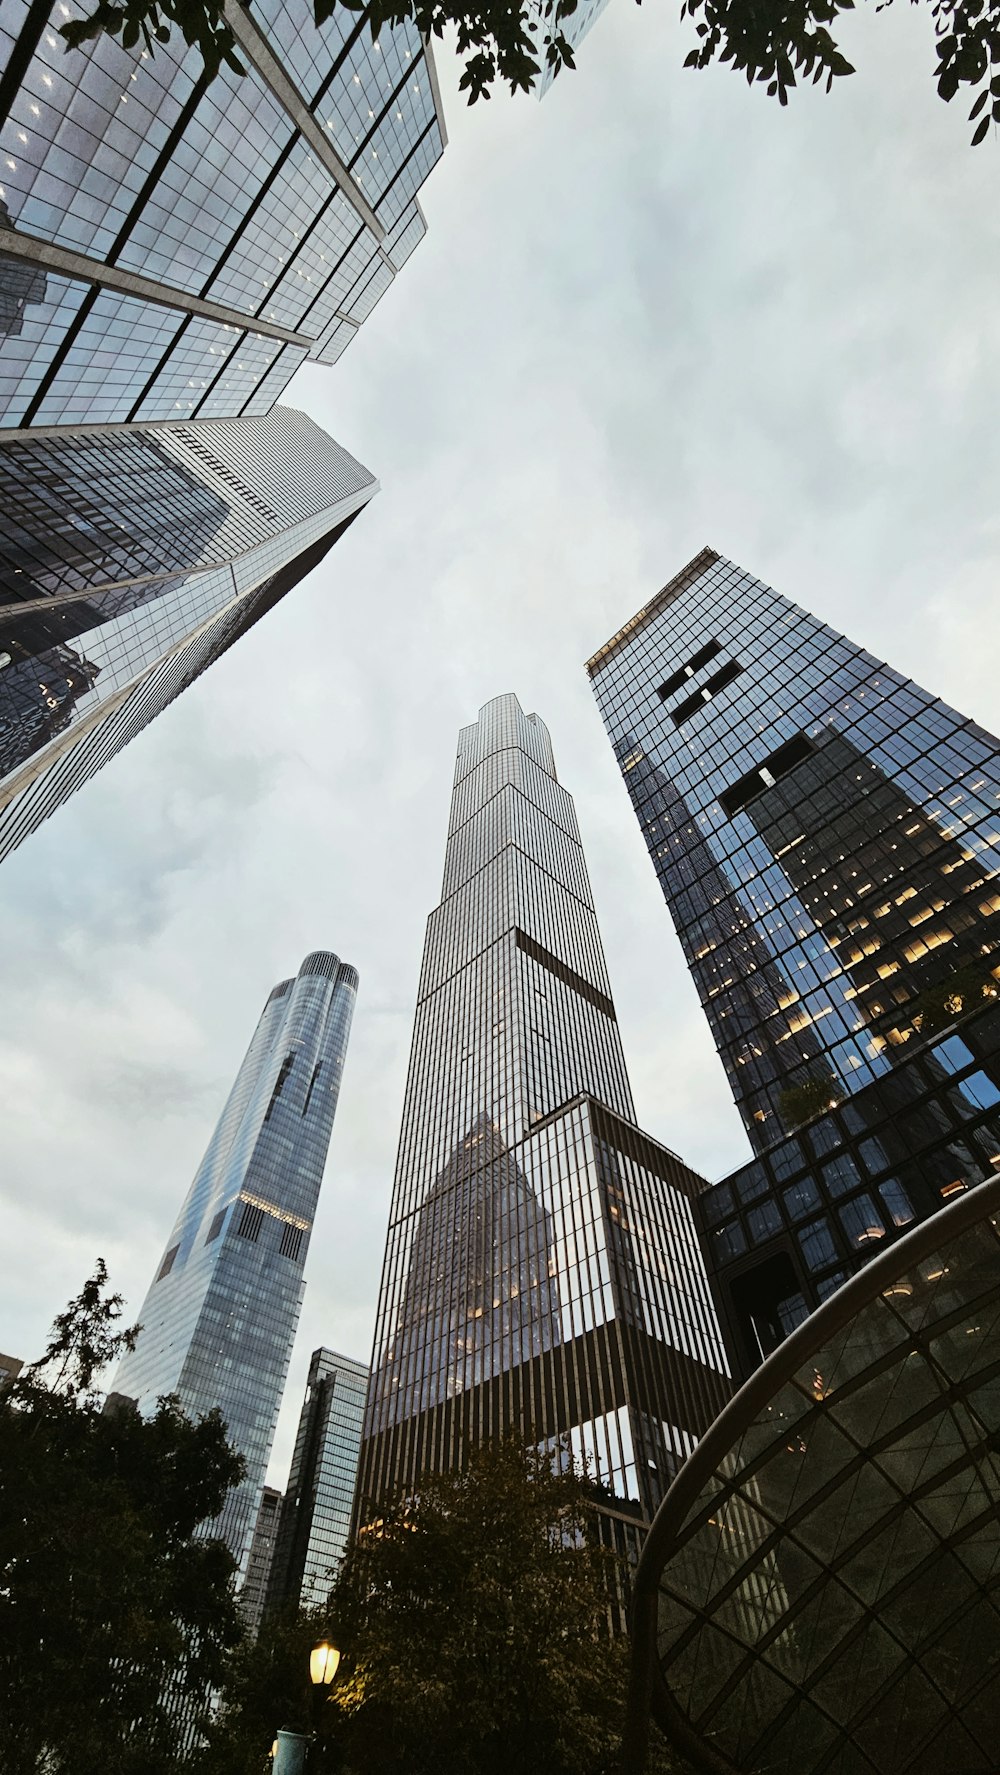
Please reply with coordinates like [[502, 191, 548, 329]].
[[357, 695, 730, 1542]]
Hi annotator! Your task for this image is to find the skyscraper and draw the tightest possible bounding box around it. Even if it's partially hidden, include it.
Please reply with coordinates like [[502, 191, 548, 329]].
[[0, 0, 444, 854], [267, 1347, 369, 1614], [0, 407, 375, 857], [587, 548, 1000, 1150], [0, 4, 444, 425], [356, 694, 729, 1544], [111, 951, 358, 1578], [531, 0, 612, 95], [241, 1485, 283, 1635]]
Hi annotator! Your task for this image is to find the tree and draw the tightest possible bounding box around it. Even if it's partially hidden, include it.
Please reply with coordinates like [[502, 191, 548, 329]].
[[204, 1438, 692, 1775], [60, 0, 1000, 143], [0, 1262, 247, 1775]]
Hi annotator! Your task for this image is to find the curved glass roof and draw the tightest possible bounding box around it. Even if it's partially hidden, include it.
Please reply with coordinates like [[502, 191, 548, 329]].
[[634, 1176, 1000, 1775]]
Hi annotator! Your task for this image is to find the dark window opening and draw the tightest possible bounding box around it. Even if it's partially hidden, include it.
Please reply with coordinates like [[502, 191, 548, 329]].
[[720, 731, 817, 818], [672, 659, 745, 728], [729, 1249, 809, 1368], [204, 1208, 226, 1245], [236, 1201, 265, 1242], [657, 639, 722, 701], [302, 1061, 323, 1115], [263, 1053, 295, 1122], [514, 928, 616, 1020], [279, 1223, 304, 1262], [156, 1243, 180, 1282]]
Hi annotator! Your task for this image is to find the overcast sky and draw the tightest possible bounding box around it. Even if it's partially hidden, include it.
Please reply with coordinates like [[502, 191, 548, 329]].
[[2, 0, 999, 1484]]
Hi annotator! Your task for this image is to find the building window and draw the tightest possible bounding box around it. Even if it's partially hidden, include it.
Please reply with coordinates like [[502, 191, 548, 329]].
[[204, 1208, 227, 1244], [838, 1193, 887, 1249], [657, 639, 722, 701], [714, 1221, 747, 1261], [783, 1175, 821, 1220], [746, 1201, 782, 1244], [671, 660, 745, 728], [798, 1218, 838, 1272], [878, 1177, 915, 1227], [821, 1152, 862, 1198], [263, 1053, 295, 1122], [156, 1243, 180, 1281]]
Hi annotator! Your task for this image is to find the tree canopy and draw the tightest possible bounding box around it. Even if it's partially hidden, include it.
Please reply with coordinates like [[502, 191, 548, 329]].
[[203, 1437, 691, 1775], [59, 0, 1000, 143], [0, 1262, 247, 1775]]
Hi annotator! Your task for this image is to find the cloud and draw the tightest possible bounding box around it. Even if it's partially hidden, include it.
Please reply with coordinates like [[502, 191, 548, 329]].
[[2, 1, 999, 1486]]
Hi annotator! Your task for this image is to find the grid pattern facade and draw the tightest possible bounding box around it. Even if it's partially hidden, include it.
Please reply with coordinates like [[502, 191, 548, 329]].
[[698, 998, 1000, 1381], [267, 1347, 369, 1614], [531, 0, 612, 95], [634, 1176, 1000, 1775], [241, 1485, 282, 1634], [111, 951, 358, 1578], [0, 405, 375, 859], [0, 0, 444, 425], [357, 694, 730, 1535], [587, 550, 1000, 1152]]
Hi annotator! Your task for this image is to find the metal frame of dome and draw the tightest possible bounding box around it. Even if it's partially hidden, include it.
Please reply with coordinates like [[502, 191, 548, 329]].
[[622, 1173, 1000, 1775]]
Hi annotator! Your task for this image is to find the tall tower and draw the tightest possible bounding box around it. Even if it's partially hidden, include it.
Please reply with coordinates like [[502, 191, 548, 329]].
[[0, 408, 374, 858], [0, 0, 444, 855], [587, 549, 1000, 1150], [112, 951, 358, 1577], [357, 694, 729, 1541], [0, 4, 444, 425], [267, 1347, 369, 1614]]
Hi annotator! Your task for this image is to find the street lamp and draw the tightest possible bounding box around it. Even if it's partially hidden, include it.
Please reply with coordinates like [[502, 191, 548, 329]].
[[307, 1636, 342, 1772], [309, 1639, 341, 1688]]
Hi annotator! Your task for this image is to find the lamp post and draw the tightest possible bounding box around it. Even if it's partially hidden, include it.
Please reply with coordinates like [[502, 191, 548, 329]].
[[307, 1636, 341, 1772]]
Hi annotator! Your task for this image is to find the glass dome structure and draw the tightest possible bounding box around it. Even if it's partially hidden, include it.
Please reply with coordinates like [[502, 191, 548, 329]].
[[625, 1175, 1000, 1775]]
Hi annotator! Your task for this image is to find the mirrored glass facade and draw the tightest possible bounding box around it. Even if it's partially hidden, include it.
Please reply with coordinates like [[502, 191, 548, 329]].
[[699, 997, 1000, 1380], [0, 0, 444, 424], [629, 1175, 1000, 1775], [357, 694, 730, 1543], [111, 951, 358, 1577], [0, 405, 376, 858], [588, 550, 1000, 1153], [267, 1346, 369, 1614], [241, 1485, 282, 1634]]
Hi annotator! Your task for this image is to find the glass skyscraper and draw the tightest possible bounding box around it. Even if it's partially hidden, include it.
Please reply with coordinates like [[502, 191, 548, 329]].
[[356, 694, 729, 1543], [0, 1, 444, 425], [0, 0, 444, 855], [241, 1485, 282, 1634], [588, 548, 1000, 1151], [0, 406, 375, 858], [531, 0, 612, 95], [111, 951, 358, 1577], [267, 1346, 369, 1613]]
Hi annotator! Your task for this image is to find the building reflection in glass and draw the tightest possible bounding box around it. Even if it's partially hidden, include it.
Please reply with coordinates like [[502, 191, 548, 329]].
[[358, 695, 730, 1548], [589, 549, 1000, 1149]]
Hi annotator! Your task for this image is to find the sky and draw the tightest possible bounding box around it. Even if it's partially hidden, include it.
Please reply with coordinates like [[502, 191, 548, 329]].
[[1, 0, 1000, 1486]]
